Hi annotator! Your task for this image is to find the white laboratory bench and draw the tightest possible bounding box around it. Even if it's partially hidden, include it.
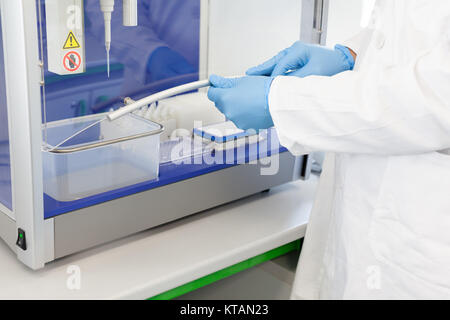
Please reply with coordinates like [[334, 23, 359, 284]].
[[0, 176, 317, 300]]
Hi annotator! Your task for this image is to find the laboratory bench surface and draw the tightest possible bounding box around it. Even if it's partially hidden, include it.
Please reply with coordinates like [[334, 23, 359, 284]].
[[0, 176, 317, 300]]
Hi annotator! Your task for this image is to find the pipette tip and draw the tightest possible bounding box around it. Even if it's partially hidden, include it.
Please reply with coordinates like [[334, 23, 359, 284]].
[[107, 49, 110, 78]]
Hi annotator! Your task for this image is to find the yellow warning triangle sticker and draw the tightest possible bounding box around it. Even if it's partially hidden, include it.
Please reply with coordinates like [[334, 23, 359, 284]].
[[63, 31, 81, 49]]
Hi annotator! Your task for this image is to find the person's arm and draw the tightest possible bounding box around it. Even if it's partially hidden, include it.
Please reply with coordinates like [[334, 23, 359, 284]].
[[246, 28, 374, 78], [347, 48, 357, 61], [269, 16, 450, 156], [341, 28, 373, 62]]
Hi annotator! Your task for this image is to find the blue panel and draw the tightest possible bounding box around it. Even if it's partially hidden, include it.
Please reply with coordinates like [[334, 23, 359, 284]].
[[193, 127, 254, 143], [44, 130, 288, 219], [39, 0, 200, 121], [0, 13, 12, 210]]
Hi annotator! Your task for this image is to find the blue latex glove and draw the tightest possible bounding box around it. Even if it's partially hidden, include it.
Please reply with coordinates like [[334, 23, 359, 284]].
[[147, 46, 196, 83], [207, 75, 274, 131], [246, 41, 355, 78]]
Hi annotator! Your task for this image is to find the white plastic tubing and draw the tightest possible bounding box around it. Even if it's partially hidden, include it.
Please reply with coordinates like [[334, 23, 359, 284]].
[[107, 79, 212, 121]]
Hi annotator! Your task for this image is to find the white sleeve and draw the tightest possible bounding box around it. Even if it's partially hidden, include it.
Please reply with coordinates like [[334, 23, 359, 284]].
[[269, 15, 450, 156], [341, 28, 373, 62]]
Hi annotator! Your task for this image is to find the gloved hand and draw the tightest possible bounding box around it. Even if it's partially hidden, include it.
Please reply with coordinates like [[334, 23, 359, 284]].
[[207, 75, 274, 131], [246, 41, 355, 78], [147, 46, 196, 83]]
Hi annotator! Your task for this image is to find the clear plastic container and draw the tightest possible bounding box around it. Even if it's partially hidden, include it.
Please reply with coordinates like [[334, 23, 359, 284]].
[[42, 113, 163, 201]]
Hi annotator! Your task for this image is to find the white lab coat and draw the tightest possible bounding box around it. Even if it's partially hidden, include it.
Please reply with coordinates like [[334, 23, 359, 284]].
[[268, 0, 450, 299]]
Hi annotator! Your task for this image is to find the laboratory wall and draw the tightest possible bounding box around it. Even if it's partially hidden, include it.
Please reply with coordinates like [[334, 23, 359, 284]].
[[326, 0, 367, 47], [0, 9, 12, 210], [207, 0, 371, 75], [207, 0, 303, 77]]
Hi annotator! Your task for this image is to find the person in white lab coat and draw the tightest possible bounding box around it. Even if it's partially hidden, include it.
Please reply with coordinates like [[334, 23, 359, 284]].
[[207, 0, 450, 299]]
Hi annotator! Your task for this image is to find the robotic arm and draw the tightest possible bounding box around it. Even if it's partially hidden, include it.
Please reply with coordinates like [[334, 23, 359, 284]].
[[99, 0, 137, 77]]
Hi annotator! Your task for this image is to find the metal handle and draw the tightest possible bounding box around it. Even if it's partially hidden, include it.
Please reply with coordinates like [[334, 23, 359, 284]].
[[312, 0, 325, 44], [45, 121, 164, 154]]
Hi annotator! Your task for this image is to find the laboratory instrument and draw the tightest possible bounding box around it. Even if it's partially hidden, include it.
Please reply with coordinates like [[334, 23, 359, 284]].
[[0, 0, 319, 269]]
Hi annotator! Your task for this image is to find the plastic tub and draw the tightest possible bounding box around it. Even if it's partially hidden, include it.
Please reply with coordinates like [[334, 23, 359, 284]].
[[42, 113, 163, 201]]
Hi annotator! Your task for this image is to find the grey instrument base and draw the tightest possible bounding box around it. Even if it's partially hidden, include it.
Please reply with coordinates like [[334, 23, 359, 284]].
[[0, 152, 304, 263], [53, 152, 303, 259], [0, 211, 16, 253]]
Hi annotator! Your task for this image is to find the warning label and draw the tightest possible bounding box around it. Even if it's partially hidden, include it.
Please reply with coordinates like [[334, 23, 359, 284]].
[[63, 31, 81, 49], [63, 51, 81, 72]]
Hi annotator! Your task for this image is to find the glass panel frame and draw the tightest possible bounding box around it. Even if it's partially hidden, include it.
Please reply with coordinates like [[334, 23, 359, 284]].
[[0, 8, 13, 211]]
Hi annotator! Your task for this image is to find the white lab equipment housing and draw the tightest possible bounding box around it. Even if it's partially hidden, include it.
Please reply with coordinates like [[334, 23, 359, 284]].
[[0, 0, 327, 269]]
